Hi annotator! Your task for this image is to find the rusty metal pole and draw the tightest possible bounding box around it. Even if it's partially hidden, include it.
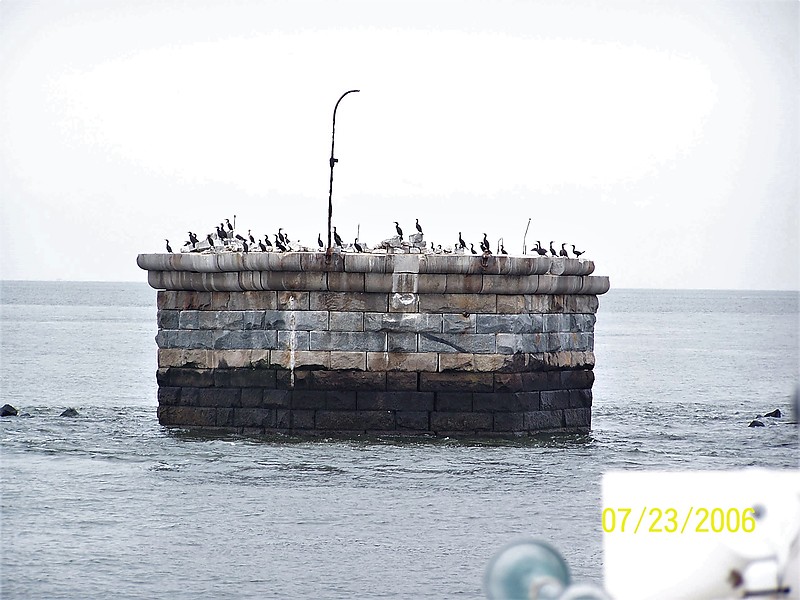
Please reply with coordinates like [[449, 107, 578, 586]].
[[327, 89, 360, 251]]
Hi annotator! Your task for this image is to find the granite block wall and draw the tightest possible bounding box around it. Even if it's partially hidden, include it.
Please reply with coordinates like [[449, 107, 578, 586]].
[[139, 253, 609, 436]]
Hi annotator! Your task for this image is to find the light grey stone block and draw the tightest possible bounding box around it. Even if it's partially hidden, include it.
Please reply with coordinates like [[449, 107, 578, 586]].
[[364, 273, 393, 292], [309, 331, 387, 352], [364, 313, 442, 333], [277, 330, 310, 350], [157, 310, 180, 330], [543, 314, 560, 333], [416, 274, 447, 293], [242, 310, 265, 330], [418, 333, 496, 354], [391, 272, 418, 293], [442, 313, 476, 333], [329, 311, 364, 332], [389, 293, 419, 313], [213, 330, 277, 350], [476, 314, 543, 334], [178, 310, 200, 330], [496, 333, 547, 354], [387, 332, 417, 352], [198, 310, 244, 330], [263, 310, 328, 331], [327, 272, 366, 292]]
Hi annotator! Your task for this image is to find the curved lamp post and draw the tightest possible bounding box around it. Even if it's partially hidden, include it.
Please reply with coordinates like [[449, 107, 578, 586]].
[[327, 89, 360, 250]]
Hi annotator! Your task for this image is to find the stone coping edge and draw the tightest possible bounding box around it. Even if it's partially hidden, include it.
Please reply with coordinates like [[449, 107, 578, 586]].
[[137, 252, 595, 276]]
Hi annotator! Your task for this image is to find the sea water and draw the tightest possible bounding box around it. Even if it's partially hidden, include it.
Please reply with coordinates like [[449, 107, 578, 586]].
[[1, 282, 797, 599]]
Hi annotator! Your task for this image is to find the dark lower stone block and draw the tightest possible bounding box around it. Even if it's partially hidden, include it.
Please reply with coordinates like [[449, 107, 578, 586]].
[[493, 372, 560, 392], [216, 407, 234, 426], [325, 390, 357, 410], [262, 390, 291, 408], [431, 412, 493, 432], [157, 367, 214, 388], [561, 369, 595, 389], [524, 410, 564, 431], [157, 386, 181, 406], [356, 391, 434, 411], [420, 372, 493, 392], [184, 387, 241, 408], [435, 392, 472, 411], [241, 388, 263, 408], [564, 408, 591, 428], [569, 389, 592, 408], [493, 412, 525, 432], [232, 408, 276, 428], [213, 368, 276, 388], [158, 405, 217, 427], [397, 411, 429, 430], [291, 390, 327, 409], [284, 370, 387, 391], [473, 392, 540, 412], [386, 372, 419, 391], [315, 410, 395, 431], [540, 390, 570, 410], [276, 409, 291, 428], [292, 410, 315, 429]]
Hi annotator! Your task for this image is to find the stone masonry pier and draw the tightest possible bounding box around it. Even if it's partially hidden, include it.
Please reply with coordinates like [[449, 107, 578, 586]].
[[137, 252, 610, 436]]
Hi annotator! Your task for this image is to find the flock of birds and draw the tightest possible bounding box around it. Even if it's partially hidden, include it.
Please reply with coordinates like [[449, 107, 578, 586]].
[[165, 217, 586, 259]]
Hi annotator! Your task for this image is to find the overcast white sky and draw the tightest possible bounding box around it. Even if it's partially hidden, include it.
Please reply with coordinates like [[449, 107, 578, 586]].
[[0, 0, 797, 289]]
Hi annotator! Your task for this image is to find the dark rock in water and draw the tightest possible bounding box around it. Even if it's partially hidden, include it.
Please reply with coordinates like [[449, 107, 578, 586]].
[[1, 404, 18, 417], [763, 409, 781, 418], [748, 419, 765, 428], [60, 408, 79, 417]]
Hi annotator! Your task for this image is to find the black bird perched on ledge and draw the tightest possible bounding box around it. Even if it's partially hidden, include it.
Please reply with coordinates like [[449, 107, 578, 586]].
[[394, 221, 403, 238], [500, 243, 508, 255], [207, 234, 215, 246], [560, 243, 569, 258], [274, 235, 287, 252], [235, 234, 247, 242], [534, 241, 548, 256], [259, 240, 267, 252], [571, 245, 585, 259], [415, 219, 423, 234], [242, 241, 249, 253], [470, 243, 477, 255], [225, 218, 233, 232], [549, 241, 557, 257], [333, 227, 343, 247], [354, 239, 364, 253], [458, 232, 466, 249], [317, 234, 324, 249], [481, 233, 489, 253], [248, 230, 256, 244], [165, 239, 173, 253], [263, 235, 273, 248]]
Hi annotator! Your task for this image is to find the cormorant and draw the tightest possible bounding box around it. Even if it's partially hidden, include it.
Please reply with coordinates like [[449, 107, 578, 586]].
[[333, 227, 343, 247], [317, 234, 324, 249], [571, 245, 585, 259], [248, 230, 255, 244], [165, 239, 173, 253], [470, 243, 477, 255], [207, 234, 215, 246], [500, 244, 508, 255], [235, 234, 247, 242], [533, 241, 547, 256], [394, 222, 403, 238], [278, 228, 286, 245], [354, 239, 364, 253], [225, 218, 233, 232], [481, 233, 489, 253], [274, 235, 287, 252], [188, 232, 198, 247], [560, 243, 569, 258], [264, 235, 273, 248], [549, 241, 557, 257], [259, 240, 267, 252], [242, 241, 249, 253], [458, 232, 466, 249], [415, 219, 423, 234]]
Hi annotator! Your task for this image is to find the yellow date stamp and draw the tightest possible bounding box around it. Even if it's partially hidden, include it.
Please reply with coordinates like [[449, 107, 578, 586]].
[[602, 506, 757, 534]]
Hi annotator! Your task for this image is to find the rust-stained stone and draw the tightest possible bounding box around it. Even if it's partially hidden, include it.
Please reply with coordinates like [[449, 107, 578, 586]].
[[329, 351, 367, 371], [270, 350, 330, 370], [211, 350, 252, 368], [438, 353, 474, 372], [366, 352, 438, 372], [419, 372, 493, 392], [418, 293, 497, 314], [227, 291, 278, 310], [310, 291, 388, 312]]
